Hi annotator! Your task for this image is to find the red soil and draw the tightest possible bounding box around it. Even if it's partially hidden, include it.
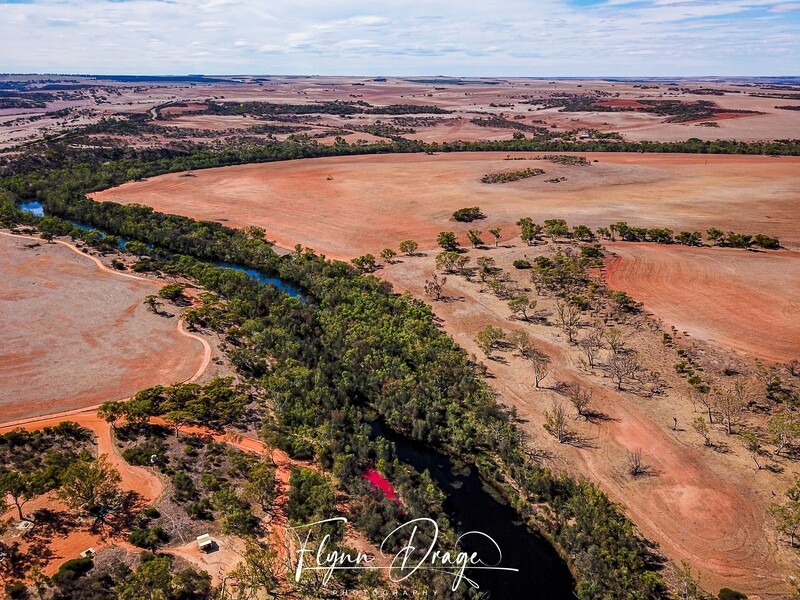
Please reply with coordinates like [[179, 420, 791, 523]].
[[0, 411, 163, 575], [0, 232, 210, 423], [605, 244, 800, 364], [93, 152, 800, 261]]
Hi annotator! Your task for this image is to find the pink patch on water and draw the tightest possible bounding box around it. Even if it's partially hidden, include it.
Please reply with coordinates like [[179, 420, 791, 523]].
[[363, 467, 399, 501]]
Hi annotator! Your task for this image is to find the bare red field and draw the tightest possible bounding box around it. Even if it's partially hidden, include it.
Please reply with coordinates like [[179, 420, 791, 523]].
[[606, 244, 800, 363], [0, 233, 206, 423], [94, 152, 800, 260]]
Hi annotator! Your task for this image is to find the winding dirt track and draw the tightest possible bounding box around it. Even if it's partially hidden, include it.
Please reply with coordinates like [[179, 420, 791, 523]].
[[0, 230, 212, 423]]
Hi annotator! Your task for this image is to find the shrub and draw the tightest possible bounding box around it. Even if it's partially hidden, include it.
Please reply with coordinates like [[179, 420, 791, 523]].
[[51, 557, 94, 587], [512, 259, 532, 269], [186, 499, 214, 520], [452, 207, 484, 221], [128, 525, 169, 550], [5, 582, 27, 599]]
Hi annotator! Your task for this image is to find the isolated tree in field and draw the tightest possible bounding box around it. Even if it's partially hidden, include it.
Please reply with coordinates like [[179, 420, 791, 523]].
[[424, 274, 447, 300], [380, 248, 397, 264], [399, 239, 418, 256], [437, 231, 459, 251], [569, 383, 592, 420], [143, 294, 162, 315], [627, 448, 645, 477], [434, 251, 456, 273], [475, 325, 505, 359], [770, 475, 800, 546], [508, 330, 534, 358], [530, 349, 551, 389], [713, 381, 748, 435], [467, 229, 484, 248], [476, 256, 496, 282], [59, 455, 122, 519], [489, 227, 502, 247], [604, 327, 626, 355], [454, 254, 471, 276], [608, 350, 641, 390], [97, 400, 126, 430], [0, 470, 33, 521], [741, 432, 763, 470], [578, 326, 604, 369], [508, 295, 536, 321], [769, 412, 800, 456], [692, 417, 713, 447], [544, 402, 569, 443], [555, 300, 581, 343], [694, 389, 715, 424]]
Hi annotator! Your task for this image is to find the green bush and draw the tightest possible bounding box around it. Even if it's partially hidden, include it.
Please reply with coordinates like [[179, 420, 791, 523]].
[[512, 259, 531, 269]]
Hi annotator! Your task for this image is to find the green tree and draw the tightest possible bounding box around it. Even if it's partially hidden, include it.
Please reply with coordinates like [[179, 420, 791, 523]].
[[97, 401, 126, 430], [0, 470, 33, 521], [508, 295, 536, 321], [351, 254, 377, 273], [488, 227, 502, 247], [399, 239, 418, 256], [244, 460, 277, 511], [143, 294, 162, 315], [158, 283, 185, 302], [436, 231, 459, 251], [380, 248, 397, 264], [769, 412, 800, 456], [125, 240, 149, 257], [59, 455, 122, 520], [771, 476, 800, 547], [467, 229, 484, 248], [544, 218, 569, 240], [475, 325, 505, 358]]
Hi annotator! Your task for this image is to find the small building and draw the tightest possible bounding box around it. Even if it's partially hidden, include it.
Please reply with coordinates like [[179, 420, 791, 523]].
[[196, 533, 214, 552]]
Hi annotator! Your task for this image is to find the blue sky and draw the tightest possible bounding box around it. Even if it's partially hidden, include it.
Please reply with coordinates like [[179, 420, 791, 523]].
[[0, 0, 797, 75]]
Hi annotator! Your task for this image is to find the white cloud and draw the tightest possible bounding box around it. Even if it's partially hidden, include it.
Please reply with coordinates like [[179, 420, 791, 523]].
[[0, 0, 796, 75]]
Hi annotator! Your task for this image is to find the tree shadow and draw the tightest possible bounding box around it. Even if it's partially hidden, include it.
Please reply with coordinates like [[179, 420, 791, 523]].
[[583, 409, 618, 424], [563, 432, 597, 450]]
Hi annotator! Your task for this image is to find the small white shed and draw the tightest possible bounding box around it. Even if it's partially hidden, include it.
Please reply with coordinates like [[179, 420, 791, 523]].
[[196, 533, 213, 552]]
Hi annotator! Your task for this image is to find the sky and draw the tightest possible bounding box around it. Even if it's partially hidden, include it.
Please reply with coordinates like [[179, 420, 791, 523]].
[[0, 0, 798, 76]]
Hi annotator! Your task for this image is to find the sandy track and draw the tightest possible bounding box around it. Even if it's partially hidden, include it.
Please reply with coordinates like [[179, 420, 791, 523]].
[[605, 243, 800, 364], [0, 231, 211, 423], [92, 152, 800, 262]]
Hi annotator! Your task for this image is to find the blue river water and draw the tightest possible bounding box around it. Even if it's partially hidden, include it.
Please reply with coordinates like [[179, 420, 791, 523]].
[[18, 200, 303, 298]]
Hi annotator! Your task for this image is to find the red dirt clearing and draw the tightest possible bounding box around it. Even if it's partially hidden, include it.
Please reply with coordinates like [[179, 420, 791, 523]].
[[606, 243, 800, 363], [0, 233, 207, 423]]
